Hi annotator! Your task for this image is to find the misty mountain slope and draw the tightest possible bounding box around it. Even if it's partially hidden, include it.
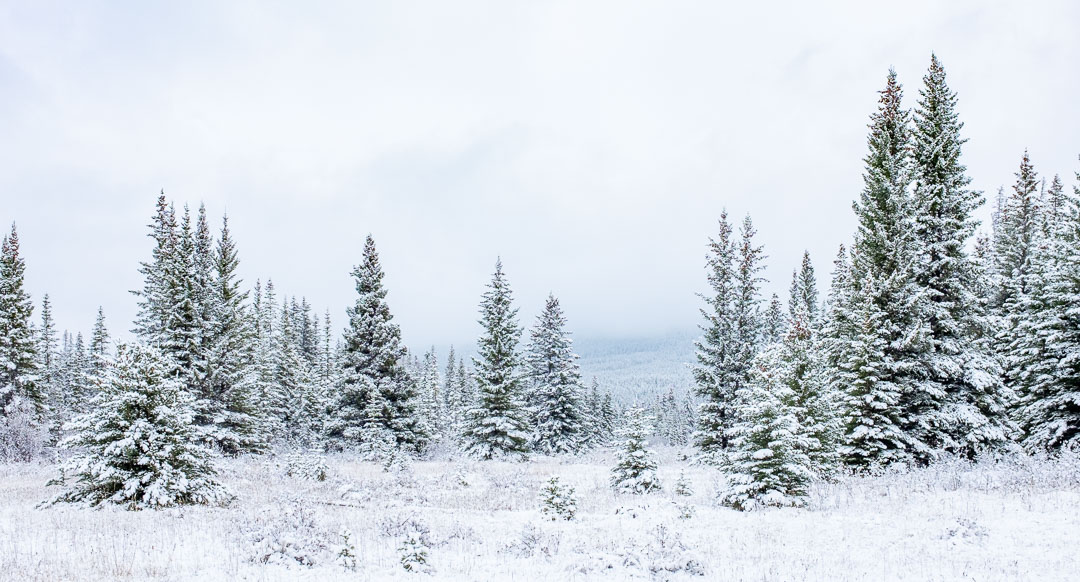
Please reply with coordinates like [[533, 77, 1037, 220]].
[[575, 331, 697, 403]]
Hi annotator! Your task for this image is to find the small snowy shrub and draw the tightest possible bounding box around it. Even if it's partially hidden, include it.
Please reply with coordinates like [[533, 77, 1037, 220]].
[[377, 512, 430, 540], [399, 531, 430, 573], [285, 453, 329, 481], [675, 502, 696, 520], [539, 476, 577, 521], [452, 466, 470, 488], [644, 524, 705, 577], [336, 527, 358, 570], [0, 396, 47, 462], [247, 501, 331, 568], [611, 406, 661, 494], [674, 471, 693, 497], [505, 523, 561, 558], [47, 344, 230, 509]]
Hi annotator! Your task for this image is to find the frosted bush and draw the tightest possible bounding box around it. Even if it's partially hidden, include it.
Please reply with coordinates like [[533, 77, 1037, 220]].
[[643, 524, 705, 577], [284, 453, 329, 481], [504, 522, 561, 558], [538, 476, 577, 521], [377, 511, 430, 540], [0, 396, 47, 462], [246, 501, 331, 568], [674, 470, 693, 496], [675, 502, 696, 519], [399, 531, 430, 573], [336, 527, 358, 570]]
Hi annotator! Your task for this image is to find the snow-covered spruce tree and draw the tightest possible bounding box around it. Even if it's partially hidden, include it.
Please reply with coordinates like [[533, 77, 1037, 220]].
[[0, 224, 42, 417], [722, 345, 813, 511], [581, 377, 607, 448], [329, 235, 427, 453], [991, 151, 1043, 313], [51, 332, 88, 423], [442, 346, 461, 441], [252, 279, 285, 438], [462, 259, 530, 459], [693, 212, 765, 462], [37, 295, 58, 405], [907, 54, 1015, 459], [693, 212, 738, 459], [132, 193, 177, 348], [88, 307, 110, 374], [833, 69, 926, 468], [164, 205, 207, 391], [610, 405, 661, 494], [275, 300, 320, 443], [316, 308, 339, 390], [526, 294, 586, 455], [1042, 174, 1067, 237], [724, 252, 830, 496], [790, 250, 820, 324], [199, 216, 264, 454], [539, 475, 577, 521], [784, 253, 837, 471], [131, 197, 208, 395], [994, 153, 1049, 443], [835, 274, 912, 468], [1010, 162, 1080, 450], [49, 343, 229, 509], [762, 293, 785, 346], [417, 348, 443, 442], [444, 354, 474, 444]]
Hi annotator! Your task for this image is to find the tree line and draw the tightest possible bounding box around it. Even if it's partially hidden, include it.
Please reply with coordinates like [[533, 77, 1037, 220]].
[[1, 53, 1077, 511], [0, 200, 619, 465]]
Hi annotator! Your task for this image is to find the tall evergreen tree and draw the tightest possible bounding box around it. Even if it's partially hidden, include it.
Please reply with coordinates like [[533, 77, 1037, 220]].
[[526, 294, 586, 455], [330, 236, 427, 453], [692, 211, 738, 459], [763, 293, 785, 345], [417, 347, 443, 441], [1010, 161, 1080, 450], [790, 251, 820, 325], [132, 193, 177, 347], [908, 54, 1015, 459], [992, 151, 1043, 311], [201, 216, 264, 454], [462, 259, 530, 459], [0, 224, 41, 416], [252, 279, 283, 438], [835, 275, 912, 467], [835, 69, 928, 467], [37, 295, 59, 413], [783, 253, 836, 470]]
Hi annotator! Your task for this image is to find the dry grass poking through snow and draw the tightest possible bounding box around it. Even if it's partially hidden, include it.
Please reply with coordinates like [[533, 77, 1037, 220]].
[[1, 448, 1078, 581]]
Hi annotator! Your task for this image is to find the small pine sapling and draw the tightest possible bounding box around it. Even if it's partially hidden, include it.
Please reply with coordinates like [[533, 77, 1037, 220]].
[[399, 531, 430, 573], [610, 406, 662, 494], [539, 476, 577, 521], [674, 471, 693, 497]]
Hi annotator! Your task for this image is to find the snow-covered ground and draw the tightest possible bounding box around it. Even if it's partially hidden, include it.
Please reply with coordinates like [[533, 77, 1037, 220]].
[[2, 449, 1077, 581]]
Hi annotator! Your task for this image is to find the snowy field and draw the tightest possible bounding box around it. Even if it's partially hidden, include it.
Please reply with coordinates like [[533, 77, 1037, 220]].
[[2, 449, 1078, 582]]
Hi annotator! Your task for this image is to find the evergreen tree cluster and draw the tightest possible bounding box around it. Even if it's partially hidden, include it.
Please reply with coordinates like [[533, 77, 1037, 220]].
[[690, 54, 1080, 510]]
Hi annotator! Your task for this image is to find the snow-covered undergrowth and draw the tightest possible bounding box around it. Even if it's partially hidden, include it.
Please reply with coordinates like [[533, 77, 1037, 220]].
[[2, 448, 1078, 581]]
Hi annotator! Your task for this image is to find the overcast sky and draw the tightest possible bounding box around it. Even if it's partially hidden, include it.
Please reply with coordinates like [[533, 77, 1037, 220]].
[[1, 0, 1077, 351]]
